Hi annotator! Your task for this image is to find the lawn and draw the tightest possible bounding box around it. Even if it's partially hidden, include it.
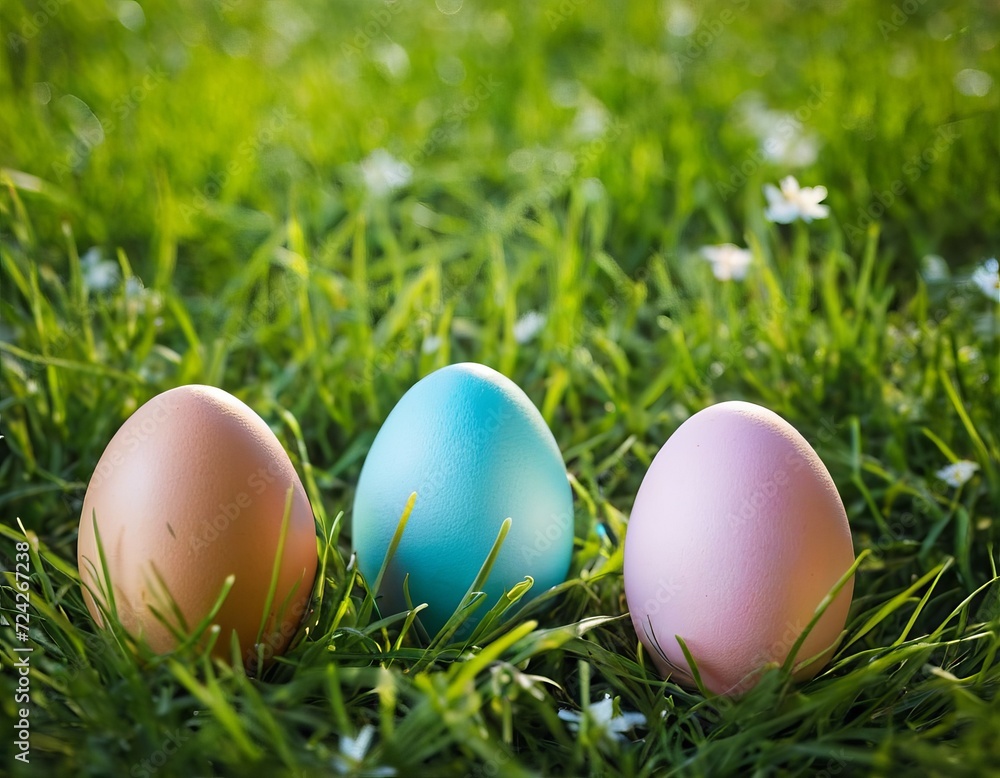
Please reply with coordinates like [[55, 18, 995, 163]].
[[1, 0, 999, 775]]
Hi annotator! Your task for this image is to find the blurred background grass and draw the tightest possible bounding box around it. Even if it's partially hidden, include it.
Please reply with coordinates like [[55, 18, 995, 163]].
[[3, 0, 998, 258]]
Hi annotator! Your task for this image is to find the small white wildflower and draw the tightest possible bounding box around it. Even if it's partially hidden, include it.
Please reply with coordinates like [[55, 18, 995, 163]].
[[557, 694, 646, 743], [665, 2, 697, 36], [971, 258, 999, 303], [920, 254, 950, 283], [954, 68, 993, 97], [763, 175, 830, 223], [359, 149, 412, 196], [762, 125, 819, 167], [936, 460, 980, 488], [513, 311, 546, 344], [700, 244, 753, 281], [332, 723, 396, 776], [125, 276, 144, 299], [572, 100, 609, 140], [422, 335, 443, 354], [339, 724, 374, 762], [373, 42, 410, 81], [81, 248, 119, 293], [958, 345, 980, 363], [579, 177, 606, 204], [738, 96, 820, 167]]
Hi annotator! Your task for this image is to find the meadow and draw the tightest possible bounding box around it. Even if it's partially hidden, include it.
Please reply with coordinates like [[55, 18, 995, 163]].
[[1, 0, 999, 775]]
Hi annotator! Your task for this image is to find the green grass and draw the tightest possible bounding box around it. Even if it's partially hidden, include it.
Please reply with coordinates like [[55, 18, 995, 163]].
[[1, 0, 1000, 775]]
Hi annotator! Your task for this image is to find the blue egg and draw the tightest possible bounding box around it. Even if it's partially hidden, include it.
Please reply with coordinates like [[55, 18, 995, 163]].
[[352, 362, 574, 635]]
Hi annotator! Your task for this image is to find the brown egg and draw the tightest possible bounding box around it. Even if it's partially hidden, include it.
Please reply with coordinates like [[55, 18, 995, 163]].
[[77, 385, 317, 666]]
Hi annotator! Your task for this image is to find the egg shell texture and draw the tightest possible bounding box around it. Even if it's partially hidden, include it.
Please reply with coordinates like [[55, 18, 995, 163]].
[[624, 401, 854, 695], [77, 385, 317, 662], [352, 363, 574, 634]]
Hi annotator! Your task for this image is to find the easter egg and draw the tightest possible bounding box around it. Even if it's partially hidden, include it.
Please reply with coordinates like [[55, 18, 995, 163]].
[[623, 401, 855, 695], [352, 362, 574, 634], [77, 385, 318, 666]]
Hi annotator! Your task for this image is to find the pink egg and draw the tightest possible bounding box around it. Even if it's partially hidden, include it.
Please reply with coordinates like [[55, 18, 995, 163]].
[[623, 401, 855, 695]]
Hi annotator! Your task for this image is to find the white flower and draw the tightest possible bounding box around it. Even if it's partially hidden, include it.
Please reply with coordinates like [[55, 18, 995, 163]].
[[936, 460, 980, 488], [513, 311, 546, 344], [359, 149, 412, 197], [971, 258, 999, 303], [579, 177, 606, 203], [762, 125, 819, 167], [738, 96, 820, 167], [558, 694, 646, 743], [373, 42, 410, 81], [125, 276, 144, 299], [332, 724, 395, 776], [421, 335, 442, 354], [81, 247, 119, 293], [763, 175, 830, 223], [339, 725, 374, 762], [572, 100, 609, 140], [920, 254, 950, 283], [665, 2, 697, 36], [954, 68, 993, 97], [700, 244, 753, 281]]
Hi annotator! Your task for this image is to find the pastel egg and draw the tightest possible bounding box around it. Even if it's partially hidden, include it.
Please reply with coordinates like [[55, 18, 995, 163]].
[[77, 385, 318, 666], [623, 401, 855, 695], [352, 362, 574, 634]]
